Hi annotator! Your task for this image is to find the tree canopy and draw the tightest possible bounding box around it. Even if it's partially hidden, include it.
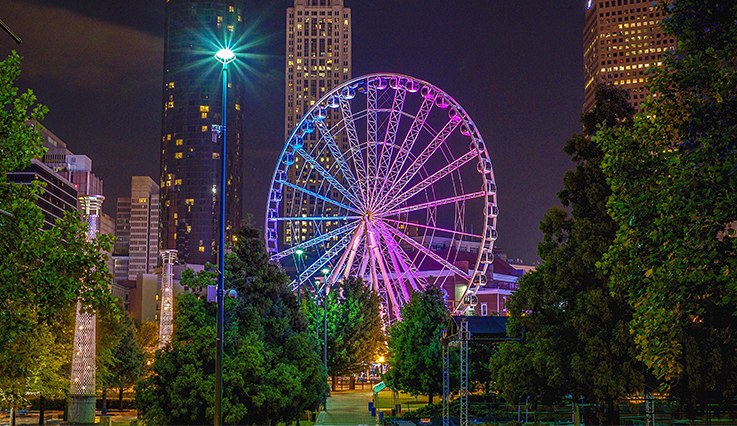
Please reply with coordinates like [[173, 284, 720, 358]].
[[0, 51, 116, 409], [491, 84, 643, 425], [136, 223, 328, 425], [384, 288, 450, 403], [303, 276, 385, 389], [598, 0, 737, 412]]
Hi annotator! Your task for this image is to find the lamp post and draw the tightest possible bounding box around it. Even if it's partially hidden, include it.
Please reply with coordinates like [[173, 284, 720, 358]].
[[295, 248, 304, 307], [214, 47, 235, 426], [321, 267, 330, 385]]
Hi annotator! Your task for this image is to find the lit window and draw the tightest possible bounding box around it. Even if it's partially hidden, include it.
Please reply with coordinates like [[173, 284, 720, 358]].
[[199, 246, 205, 252], [175, 139, 183, 146], [212, 152, 220, 159], [185, 199, 195, 205], [200, 105, 209, 112], [174, 152, 183, 159], [227, 25, 234, 32], [174, 179, 182, 185], [202, 125, 208, 132], [201, 112, 208, 119], [229, 5, 234, 12]]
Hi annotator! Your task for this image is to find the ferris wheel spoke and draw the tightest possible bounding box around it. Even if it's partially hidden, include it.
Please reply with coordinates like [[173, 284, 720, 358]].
[[326, 221, 365, 287], [273, 215, 361, 221], [379, 191, 486, 217], [377, 223, 428, 291], [296, 148, 363, 208], [339, 96, 369, 199], [377, 93, 435, 205], [277, 179, 361, 214], [366, 221, 402, 319], [379, 115, 461, 208], [271, 221, 359, 262], [381, 217, 481, 241], [380, 150, 477, 213], [384, 224, 471, 280], [377, 224, 421, 297], [366, 81, 378, 202], [313, 118, 364, 204], [374, 87, 407, 207], [289, 230, 355, 293]]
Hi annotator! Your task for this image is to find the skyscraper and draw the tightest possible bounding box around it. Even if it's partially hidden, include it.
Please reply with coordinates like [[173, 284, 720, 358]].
[[283, 0, 352, 246], [160, 0, 245, 264], [583, 0, 676, 112], [114, 176, 160, 282]]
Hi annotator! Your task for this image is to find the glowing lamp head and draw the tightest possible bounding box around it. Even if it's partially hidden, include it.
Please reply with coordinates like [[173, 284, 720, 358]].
[[295, 249, 304, 256], [215, 48, 236, 65], [321, 267, 330, 275]]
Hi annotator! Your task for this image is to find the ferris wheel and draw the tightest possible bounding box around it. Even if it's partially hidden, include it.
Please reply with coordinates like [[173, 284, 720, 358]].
[[265, 73, 497, 319]]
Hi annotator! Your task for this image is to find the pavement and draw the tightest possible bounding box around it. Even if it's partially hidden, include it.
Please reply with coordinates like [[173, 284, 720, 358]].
[[315, 390, 379, 426], [1, 409, 137, 426]]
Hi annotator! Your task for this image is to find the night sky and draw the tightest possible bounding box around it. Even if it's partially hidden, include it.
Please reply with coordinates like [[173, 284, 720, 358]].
[[0, 0, 585, 264]]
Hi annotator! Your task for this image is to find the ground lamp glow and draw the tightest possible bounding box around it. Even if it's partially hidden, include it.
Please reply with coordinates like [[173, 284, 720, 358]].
[[214, 46, 234, 426]]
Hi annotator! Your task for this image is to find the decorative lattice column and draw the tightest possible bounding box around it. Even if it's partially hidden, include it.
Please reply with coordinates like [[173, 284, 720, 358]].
[[69, 195, 104, 425], [159, 249, 177, 348]]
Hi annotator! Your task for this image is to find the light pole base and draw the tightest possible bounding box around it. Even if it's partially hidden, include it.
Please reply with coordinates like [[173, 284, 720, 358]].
[[68, 394, 96, 425]]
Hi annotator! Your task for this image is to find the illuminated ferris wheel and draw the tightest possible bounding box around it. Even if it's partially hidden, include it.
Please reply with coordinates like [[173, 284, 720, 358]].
[[265, 73, 498, 319]]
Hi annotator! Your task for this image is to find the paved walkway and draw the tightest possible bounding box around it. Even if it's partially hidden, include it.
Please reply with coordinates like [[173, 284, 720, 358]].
[[315, 390, 378, 426]]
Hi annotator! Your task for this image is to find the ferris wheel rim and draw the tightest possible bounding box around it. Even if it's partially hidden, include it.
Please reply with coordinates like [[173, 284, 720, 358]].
[[265, 72, 498, 317]]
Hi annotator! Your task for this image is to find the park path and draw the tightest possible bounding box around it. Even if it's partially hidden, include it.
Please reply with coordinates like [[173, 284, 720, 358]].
[[315, 390, 377, 426]]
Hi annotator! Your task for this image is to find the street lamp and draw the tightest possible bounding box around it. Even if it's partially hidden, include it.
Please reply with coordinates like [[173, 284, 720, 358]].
[[214, 46, 235, 426], [321, 267, 330, 386], [295, 249, 305, 307]]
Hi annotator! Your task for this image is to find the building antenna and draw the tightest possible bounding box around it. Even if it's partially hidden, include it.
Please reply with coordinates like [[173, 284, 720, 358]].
[[1, 19, 22, 44]]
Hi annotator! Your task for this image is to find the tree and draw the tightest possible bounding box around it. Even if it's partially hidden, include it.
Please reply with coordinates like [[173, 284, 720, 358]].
[[0, 51, 116, 410], [384, 288, 450, 404], [491, 85, 644, 425], [136, 223, 328, 425], [302, 276, 385, 390], [102, 309, 145, 411], [598, 1, 737, 414]]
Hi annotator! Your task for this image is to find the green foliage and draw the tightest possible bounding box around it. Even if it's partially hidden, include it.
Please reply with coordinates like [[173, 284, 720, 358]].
[[102, 309, 145, 410], [0, 51, 116, 409], [302, 276, 385, 381], [598, 0, 737, 412], [491, 84, 644, 424], [384, 288, 450, 403], [136, 224, 328, 425]]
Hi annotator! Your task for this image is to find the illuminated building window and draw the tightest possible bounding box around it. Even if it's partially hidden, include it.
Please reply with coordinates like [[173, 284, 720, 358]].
[[174, 179, 182, 185], [212, 153, 220, 159], [202, 125, 208, 132], [202, 112, 208, 118], [175, 139, 183, 146], [199, 246, 205, 252], [168, 82, 174, 88], [185, 199, 194, 205], [167, 134, 172, 141], [227, 25, 234, 32], [174, 152, 183, 159], [200, 105, 209, 112], [229, 5, 234, 12]]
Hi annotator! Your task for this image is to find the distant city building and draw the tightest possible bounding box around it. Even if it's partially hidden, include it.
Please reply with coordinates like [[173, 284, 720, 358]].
[[283, 0, 352, 245], [583, 0, 677, 112], [159, 0, 245, 264], [113, 177, 160, 282], [7, 159, 78, 230]]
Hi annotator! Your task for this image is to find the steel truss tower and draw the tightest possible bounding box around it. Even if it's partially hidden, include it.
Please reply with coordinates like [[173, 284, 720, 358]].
[[69, 194, 104, 425]]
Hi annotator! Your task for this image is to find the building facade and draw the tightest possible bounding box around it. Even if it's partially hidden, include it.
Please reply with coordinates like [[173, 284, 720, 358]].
[[283, 0, 352, 245], [583, 0, 676, 112], [160, 0, 245, 264]]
